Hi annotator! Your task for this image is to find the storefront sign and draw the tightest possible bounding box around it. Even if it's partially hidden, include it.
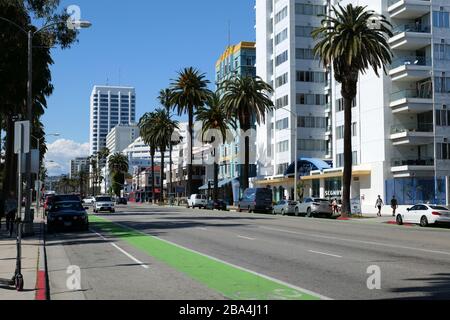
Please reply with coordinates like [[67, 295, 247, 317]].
[[325, 190, 342, 197]]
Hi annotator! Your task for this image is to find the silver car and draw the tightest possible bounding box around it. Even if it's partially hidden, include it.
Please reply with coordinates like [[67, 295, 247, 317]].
[[273, 200, 297, 216], [296, 198, 333, 218]]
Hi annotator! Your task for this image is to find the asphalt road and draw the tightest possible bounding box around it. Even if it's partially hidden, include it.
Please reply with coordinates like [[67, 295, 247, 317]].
[[45, 204, 450, 300]]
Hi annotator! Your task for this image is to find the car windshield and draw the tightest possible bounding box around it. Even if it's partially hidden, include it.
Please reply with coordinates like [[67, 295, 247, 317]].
[[314, 199, 330, 203], [430, 206, 449, 211], [54, 195, 80, 202], [50, 202, 84, 213], [96, 197, 112, 202]]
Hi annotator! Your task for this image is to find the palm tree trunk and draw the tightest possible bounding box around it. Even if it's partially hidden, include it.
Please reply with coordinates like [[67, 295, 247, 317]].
[[151, 151, 155, 204], [3, 115, 17, 199], [160, 151, 165, 204], [187, 107, 194, 197], [243, 136, 250, 191], [169, 143, 173, 197], [341, 79, 357, 217], [213, 147, 219, 202]]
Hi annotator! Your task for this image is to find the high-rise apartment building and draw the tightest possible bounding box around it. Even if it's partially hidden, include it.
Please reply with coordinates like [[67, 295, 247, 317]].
[[255, 0, 332, 201], [70, 157, 90, 179], [298, 0, 450, 213], [106, 123, 140, 155], [90, 86, 136, 155]]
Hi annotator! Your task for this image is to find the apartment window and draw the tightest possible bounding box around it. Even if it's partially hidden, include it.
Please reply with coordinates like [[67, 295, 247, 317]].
[[298, 116, 327, 129], [295, 26, 314, 37], [433, 11, 450, 28], [276, 95, 289, 108], [275, 51, 288, 66], [276, 72, 288, 88], [436, 109, 450, 126], [277, 163, 289, 175], [277, 140, 290, 153], [435, 76, 450, 93], [295, 4, 326, 16], [434, 43, 450, 60], [336, 123, 357, 139], [296, 93, 326, 105], [275, 6, 288, 24], [296, 71, 326, 83], [437, 143, 450, 159], [336, 152, 359, 167], [336, 97, 357, 111], [298, 139, 327, 152], [276, 118, 289, 131], [296, 48, 316, 60], [275, 28, 288, 45]]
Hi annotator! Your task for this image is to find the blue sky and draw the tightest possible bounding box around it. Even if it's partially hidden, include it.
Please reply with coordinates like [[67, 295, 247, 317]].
[[43, 0, 255, 175]]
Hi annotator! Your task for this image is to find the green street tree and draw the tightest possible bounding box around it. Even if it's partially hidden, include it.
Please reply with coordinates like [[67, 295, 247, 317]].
[[139, 112, 158, 203], [170, 67, 212, 197], [312, 4, 393, 217], [221, 76, 274, 192]]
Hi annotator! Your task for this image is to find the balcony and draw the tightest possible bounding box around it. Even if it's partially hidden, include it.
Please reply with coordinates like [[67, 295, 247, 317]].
[[325, 125, 332, 136], [389, 56, 432, 82], [390, 89, 433, 113], [390, 122, 434, 145], [391, 158, 434, 178], [389, 24, 431, 50], [388, 0, 431, 20], [325, 103, 332, 114]]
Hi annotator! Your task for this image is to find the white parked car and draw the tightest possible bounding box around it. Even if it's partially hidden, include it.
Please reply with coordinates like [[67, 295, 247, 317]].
[[187, 194, 207, 209], [295, 198, 333, 218], [93, 196, 115, 213], [273, 200, 297, 216], [396, 204, 450, 227], [82, 197, 96, 206]]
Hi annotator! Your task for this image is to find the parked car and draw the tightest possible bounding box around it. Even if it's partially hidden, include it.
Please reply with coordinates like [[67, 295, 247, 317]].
[[93, 196, 115, 213], [82, 197, 96, 205], [237, 188, 273, 214], [187, 194, 208, 209], [205, 199, 228, 211], [47, 201, 89, 233], [296, 198, 333, 218], [273, 200, 297, 216], [396, 204, 450, 227], [116, 197, 128, 205]]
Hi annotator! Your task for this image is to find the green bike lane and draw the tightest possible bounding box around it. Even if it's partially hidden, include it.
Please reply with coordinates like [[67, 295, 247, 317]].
[[89, 215, 329, 300]]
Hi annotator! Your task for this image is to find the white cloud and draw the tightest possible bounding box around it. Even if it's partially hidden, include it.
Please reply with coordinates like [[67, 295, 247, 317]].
[[45, 139, 90, 176]]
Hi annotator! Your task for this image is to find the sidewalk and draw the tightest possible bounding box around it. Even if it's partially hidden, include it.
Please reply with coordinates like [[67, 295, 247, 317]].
[[0, 218, 45, 300]]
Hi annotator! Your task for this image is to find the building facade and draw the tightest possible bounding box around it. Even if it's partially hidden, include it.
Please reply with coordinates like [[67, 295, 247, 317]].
[[106, 124, 140, 155], [215, 41, 257, 204], [299, 0, 450, 214], [255, 0, 332, 201], [70, 157, 90, 179], [90, 85, 136, 155]]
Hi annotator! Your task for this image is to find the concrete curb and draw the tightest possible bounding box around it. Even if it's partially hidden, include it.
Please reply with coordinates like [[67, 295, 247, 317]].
[[35, 222, 49, 300]]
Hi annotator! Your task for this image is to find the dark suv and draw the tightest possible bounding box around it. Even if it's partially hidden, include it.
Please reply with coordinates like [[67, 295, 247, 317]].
[[237, 188, 273, 214]]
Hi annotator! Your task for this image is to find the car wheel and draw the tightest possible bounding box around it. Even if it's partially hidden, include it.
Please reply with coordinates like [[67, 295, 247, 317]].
[[307, 208, 312, 218], [237, 206, 242, 213], [295, 208, 300, 217], [420, 216, 429, 228], [111, 209, 115, 213], [272, 209, 276, 215], [281, 209, 286, 216], [396, 215, 403, 226], [248, 206, 253, 213]]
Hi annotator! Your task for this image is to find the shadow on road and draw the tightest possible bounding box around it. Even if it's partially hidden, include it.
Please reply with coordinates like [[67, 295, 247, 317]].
[[389, 273, 450, 300]]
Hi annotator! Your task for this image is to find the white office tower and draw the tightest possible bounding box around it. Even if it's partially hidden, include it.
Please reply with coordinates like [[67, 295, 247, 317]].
[[255, 0, 332, 199], [90, 86, 136, 155], [300, 0, 450, 212]]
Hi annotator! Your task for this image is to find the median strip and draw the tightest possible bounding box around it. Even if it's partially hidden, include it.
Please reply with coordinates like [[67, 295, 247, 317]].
[[89, 215, 328, 300]]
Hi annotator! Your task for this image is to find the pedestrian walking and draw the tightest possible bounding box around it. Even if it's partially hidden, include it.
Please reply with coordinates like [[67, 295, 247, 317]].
[[332, 198, 339, 215], [391, 196, 399, 217], [5, 192, 18, 238], [375, 195, 384, 217]]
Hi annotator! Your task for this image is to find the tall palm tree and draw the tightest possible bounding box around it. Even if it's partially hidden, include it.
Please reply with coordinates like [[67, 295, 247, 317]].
[[221, 76, 274, 192], [312, 4, 393, 217], [146, 109, 179, 204], [139, 112, 158, 203], [108, 153, 129, 197], [170, 67, 212, 197], [196, 92, 236, 202]]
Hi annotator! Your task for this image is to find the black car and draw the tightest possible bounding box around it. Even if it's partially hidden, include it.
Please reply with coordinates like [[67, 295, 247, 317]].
[[53, 194, 82, 203], [205, 199, 228, 211], [238, 188, 273, 214], [47, 201, 89, 233], [116, 197, 128, 205]]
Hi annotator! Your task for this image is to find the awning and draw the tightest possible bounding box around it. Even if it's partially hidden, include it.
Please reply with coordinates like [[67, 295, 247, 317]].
[[198, 178, 239, 191], [300, 170, 371, 181]]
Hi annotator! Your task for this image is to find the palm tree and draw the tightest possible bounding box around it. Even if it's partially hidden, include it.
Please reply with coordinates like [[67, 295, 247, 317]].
[[221, 76, 274, 192], [312, 4, 393, 217], [108, 153, 129, 197], [146, 109, 179, 204], [139, 112, 158, 203], [170, 67, 212, 197], [196, 92, 236, 202]]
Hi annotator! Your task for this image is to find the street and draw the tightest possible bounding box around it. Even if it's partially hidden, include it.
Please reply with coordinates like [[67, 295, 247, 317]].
[[45, 203, 450, 300]]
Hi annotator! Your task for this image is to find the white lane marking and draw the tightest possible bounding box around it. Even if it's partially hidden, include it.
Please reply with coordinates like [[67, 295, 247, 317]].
[[197, 227, 208, 231], [308, 250, 342, 259], [109, 221, 331, 300], [91, 230, 149, 269], [237, 235, 256, 241], [260, 226, 450, 257]]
